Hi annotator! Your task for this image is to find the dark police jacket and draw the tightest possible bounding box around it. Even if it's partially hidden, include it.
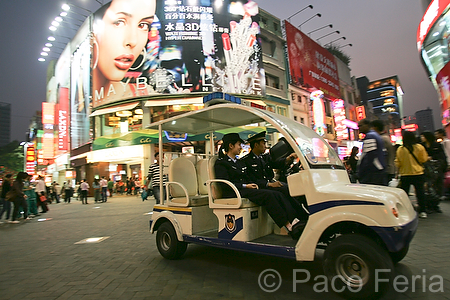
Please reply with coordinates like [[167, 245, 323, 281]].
[[214, 155, 249, 197], [240, 151, 275, 189]]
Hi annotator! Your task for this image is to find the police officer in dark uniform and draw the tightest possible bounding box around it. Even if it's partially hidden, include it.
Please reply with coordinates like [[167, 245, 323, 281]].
[[241, 131, 308, 220], [241, 131, 290, 190], [214, 133, 304, 239]]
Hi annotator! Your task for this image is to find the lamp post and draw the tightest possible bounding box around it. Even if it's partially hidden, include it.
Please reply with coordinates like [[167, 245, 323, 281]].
[[62, 3, 92, 17], [298, 13, 321, 29], [316, 30, 340, 43], [338, 43, 353, 49], [324, 37, 347, 47], [307, 24, 333, 36], [286, 5, 313, 23]]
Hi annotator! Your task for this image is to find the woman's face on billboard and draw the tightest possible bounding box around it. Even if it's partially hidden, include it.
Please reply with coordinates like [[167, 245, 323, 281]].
[[95, 0, 156, 82]]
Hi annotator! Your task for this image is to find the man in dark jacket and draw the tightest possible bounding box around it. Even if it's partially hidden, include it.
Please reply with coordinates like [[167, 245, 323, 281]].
[[240, 131, 286, 190], [357, 119, 387, 185]]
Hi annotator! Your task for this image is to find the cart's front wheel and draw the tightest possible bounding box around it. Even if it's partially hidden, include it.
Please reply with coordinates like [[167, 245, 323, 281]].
[[389, 245, 409, 264], [156, 221, 187, 259], [323, 234, 394, 299]]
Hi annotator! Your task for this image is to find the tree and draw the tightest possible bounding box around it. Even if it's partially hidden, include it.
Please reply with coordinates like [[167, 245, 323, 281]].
[[325, 44, 351, 66], [0, 141, 24, 175]]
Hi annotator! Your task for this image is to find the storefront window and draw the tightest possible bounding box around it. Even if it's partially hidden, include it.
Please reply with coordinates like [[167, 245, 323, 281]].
[[422, 12, 450, 77], [96, 108, 143, 137]]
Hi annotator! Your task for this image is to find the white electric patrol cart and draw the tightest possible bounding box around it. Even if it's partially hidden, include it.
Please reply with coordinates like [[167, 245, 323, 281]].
[[147, 103, 418, 299]]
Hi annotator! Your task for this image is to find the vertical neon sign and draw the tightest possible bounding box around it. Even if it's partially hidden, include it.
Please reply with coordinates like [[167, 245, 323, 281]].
[[310, 90, 326, 136]]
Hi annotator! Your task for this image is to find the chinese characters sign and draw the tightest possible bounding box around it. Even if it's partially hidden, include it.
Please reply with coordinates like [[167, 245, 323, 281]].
[[284, 21, 340, 99], [91, 0, 265, 108]]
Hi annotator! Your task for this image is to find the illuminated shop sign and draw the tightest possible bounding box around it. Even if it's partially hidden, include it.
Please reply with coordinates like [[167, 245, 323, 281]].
[[284, 21, 340, 99], [42, 103, 55, 159], [42, 103, 55, 125], [58, 87, 69, 151], [26, 145, 35, 175], [311, 90, 326, 136], [401, 124, 418, 131], [356, 106, 366, 121], [436, 61, 450, 125], [91, 0, 265, 108], [417, 0, 450, 50], [333, 99, 348, 140]]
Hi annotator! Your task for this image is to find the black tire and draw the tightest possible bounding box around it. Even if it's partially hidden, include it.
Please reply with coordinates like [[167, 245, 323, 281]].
[[389, 245, 409, 264], [156, 221, 187, 260], [323, 234, 394, 299]]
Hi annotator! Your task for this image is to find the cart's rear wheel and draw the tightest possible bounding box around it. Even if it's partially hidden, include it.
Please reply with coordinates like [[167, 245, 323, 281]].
[[156, 221, 187, 259]]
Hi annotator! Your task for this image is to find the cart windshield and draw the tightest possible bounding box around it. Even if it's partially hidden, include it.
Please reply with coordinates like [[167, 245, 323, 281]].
[[264, 111, 344, 169]]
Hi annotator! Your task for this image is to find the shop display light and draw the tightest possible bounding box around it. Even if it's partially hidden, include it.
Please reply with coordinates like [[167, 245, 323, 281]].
[[116, 110, 133, 117]]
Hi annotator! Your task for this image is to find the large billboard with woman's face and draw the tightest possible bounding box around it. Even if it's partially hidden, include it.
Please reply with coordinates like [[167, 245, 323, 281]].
[[91, 0, 265, 108]]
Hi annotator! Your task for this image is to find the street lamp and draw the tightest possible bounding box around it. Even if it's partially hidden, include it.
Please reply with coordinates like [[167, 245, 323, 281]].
[[307, 24, 333, 36], [286, 5, 313, 23], [61, 2, 92, 17], [316, 30, 340, 42], [324, 37, 347, 47], [338, 43, 353, 49], [298, 13, 321, 29]]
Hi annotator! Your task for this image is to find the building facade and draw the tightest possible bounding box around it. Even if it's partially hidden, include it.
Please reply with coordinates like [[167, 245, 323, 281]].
[[417, 0, 450, 134], [0, 102, 11, 147]]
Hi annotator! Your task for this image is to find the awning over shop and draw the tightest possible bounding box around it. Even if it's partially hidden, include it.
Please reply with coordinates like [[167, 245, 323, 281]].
[[144, 97, 204, 107], [90, 102, 139, 117], [92, 127, 268, 150]]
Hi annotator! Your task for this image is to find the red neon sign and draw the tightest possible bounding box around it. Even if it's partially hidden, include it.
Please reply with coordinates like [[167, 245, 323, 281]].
[[356, 106, 366, 121]]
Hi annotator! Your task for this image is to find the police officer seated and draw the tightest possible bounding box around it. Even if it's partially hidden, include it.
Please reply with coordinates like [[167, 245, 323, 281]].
[[214, 132, 305, 239], [240, 132, 308, 223]]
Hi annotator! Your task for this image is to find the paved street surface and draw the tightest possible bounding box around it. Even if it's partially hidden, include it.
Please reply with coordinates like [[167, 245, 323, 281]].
[[1, 194, 450, 300]]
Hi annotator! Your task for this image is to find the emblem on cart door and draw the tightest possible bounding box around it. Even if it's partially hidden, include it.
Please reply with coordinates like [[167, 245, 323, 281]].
[[225, 214, 236, 233]]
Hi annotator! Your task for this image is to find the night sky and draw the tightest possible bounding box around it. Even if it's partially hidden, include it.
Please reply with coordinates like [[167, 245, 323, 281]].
[[0, 0, 440, 142]]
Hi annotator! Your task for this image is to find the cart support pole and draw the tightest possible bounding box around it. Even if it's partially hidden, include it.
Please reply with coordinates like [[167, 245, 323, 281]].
[[159, 124, 164, 205]]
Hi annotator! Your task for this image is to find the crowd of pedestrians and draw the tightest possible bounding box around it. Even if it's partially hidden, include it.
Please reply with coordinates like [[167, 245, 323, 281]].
[[344, 118, 450, 219], [0, 174, 150, 224]]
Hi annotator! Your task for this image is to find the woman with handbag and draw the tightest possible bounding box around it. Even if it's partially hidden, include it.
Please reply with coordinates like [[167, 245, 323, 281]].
[[395, 131, 429, 218], [10, 172, 30, 223]]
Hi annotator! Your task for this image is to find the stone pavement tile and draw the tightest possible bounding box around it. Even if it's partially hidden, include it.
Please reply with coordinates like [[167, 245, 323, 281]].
[[1, 196, 449, 300], [55, 288, 78, 300]]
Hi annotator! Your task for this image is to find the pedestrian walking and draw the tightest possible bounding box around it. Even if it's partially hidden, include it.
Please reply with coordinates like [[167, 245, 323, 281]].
[[0, 174, 13, 223], [51, 181, 60, 203], [100, 176, 108, 202], [107, 178, 114, 198], [64, 182, 73, 203], [24, 174, 39, 217], [395, 130, 428, 218], [80, 179, 89, 204], [357, 119, 387, 185], [93, 178, 101, 203], [35, 175, 48, 213], [372, 120, 396, 183], [147, 152, 167, 204], [10, 172, 30, 223]]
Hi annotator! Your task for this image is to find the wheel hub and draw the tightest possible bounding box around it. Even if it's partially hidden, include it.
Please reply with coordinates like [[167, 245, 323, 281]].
[[335, 253, 369, 286], [161, 232, 171, 251]]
